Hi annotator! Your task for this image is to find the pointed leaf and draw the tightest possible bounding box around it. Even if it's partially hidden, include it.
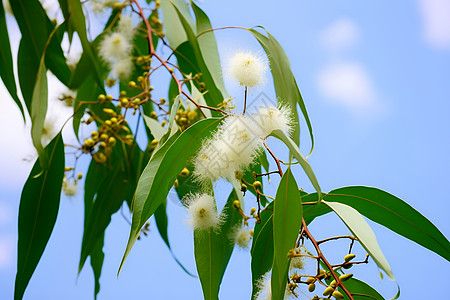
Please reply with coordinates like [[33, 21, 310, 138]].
[[271, 168, 303, 299], [323, 201, 395, 280], [14, 134, 65, 300], [194, 189, 242, 300], [325, 186, 450, 262], [250, 202, 274, 298], [0, 3, 24, 118], [119, 118, 223, 274], [249, 27, 313, 151]]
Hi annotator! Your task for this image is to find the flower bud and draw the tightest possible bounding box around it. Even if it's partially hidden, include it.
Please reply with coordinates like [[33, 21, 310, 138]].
[[344, 254, 355, 262], [332, 291, 344, 299], [308, 283, 316, 292], [253, 181, 262, 190]]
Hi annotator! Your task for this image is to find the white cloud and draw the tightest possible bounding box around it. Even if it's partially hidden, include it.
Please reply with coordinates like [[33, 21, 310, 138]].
[[418, 0, 450, 49], [319, 18, 360, 51], [316, 62, 385, 115]]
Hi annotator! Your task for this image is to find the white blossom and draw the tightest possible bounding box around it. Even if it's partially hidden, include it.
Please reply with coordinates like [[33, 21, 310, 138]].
[[226, 50, 268, 87], [251, 104, 294, 138], [90, 0, 118, 14], [255, 273, 293, 300], [185, 194, 222, 230], [99, 32, 133, 61], [62, 177, 78, 196], [117, 15, 136, 37], [231, 226, 252, 249], [193, 115, 262, 184]]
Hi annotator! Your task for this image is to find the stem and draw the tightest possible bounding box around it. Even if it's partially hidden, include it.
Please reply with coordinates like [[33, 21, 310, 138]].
[[302, 219, 354, 300], [243, 86, 248, 115], [263, 140, 283, 176]]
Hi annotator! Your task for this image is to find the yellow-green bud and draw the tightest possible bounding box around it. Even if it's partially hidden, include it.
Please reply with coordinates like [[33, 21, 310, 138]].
[[339, 273, 353, 281], [121, 98, 129, 106], [91, 131, 99, 139], [151, 139, 159, 146], [306, 277, 315, 284], [332, 291, 344, 299], [250, 207, 256, 215], [308, 283, 316, 292], [344, 254, 356, 262], [173, 179, 179, 188], [180, 167, 190, 177], [160, 98, 166, 105], [103, 108, 116, 116], [105, 120, 112, 126], [233, 200, 240, 209], [108, 136, 116, 146], [253, 181, 262, 190], [98, 94, 106, 102], [77, 173, 83, 180], [150, 111, 158, 119], [323, 286, 334, 296]]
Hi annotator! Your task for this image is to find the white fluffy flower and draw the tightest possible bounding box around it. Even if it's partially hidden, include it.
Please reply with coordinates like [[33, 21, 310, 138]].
[[251, 104, 293, 138], [117, 15, 135, 37], [256, 273, 293, 300], [62, 177, 78, 196], [231, 226, 252, 249], [227, 50, 268, 87], [112, 56, 133, 79], [99, 32, 132, 61], [193, 115, 263, 184], [185, 194, 222, 230], [90, 0, 118, 14]]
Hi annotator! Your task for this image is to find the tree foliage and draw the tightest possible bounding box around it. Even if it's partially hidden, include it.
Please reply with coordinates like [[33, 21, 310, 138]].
[[2, 0, 449, 299]]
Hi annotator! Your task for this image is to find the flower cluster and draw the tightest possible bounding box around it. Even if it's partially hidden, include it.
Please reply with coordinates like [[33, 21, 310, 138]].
[[193, 114, 263, 184], [62, 177, 78, 196], [99, 15, 135, 79], [90, 0, 119, 14], [251, 104, 293, 138]]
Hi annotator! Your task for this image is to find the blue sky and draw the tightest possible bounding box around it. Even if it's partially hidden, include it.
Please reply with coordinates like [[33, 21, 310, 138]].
[[0, 0, 449, 299]]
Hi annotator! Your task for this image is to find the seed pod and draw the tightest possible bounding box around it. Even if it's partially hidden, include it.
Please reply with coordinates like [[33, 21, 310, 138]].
[[129, 81, 137, 88], [308, 283, 316, 292], [108, 137, 116, 146], [233, 200, 240, 209], [161, 120, 167, 126], [105, 120, 112, 126], [339, 273, 353, 281], [85, 138, 95, 147], [253, 181, 262, 190], [100, 133, 108, 141], [160, 98, 166, 105], [91, 131, 99, 139], [150, 111, 158, 119], [330, 280, 336, 288], [323, 286, 334, 296], [240, 184, 247, 192], [180, 167, 190, 177], [77, 173, 83, 180], [250, 207, 256, 215], [306, 277, 315, 284], [98, 94, 106, 102], [344, 254, 356, 262], [110, 117, 118, 123], [332, 291, 344, 299], [121, 98, 129, 106], [342, 263, 353, 269]]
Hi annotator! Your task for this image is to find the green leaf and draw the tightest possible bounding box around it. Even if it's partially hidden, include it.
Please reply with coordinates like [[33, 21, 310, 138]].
[[271, 129, 321, 198], [30, 57, 49, 168], [0, 3, 24, 118], [169, 1, 226, 110], [271, 167, 303, 299], [67, 0, 103, 88], [341, 278, 385, 300], [154, 200, 195, 276], [90, 234, 104, 300], [11, 0, 70, 107], [249, 27, 313, 152], [160, 0, 190, 49], [119, 117, 223, 274], [194, 189, 242, 300], [324, 186, 450, 262], [14, 134, 65, 300], [142, 114, 166, 140], [250, 202, 274, 299], [79, 145, 142, 273], [191, 1, 229, 98], [323, 201, 395, 280]]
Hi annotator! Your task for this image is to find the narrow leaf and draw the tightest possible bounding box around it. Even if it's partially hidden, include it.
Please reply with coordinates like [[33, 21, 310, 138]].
[[119, 118, 223, 274], [194, 189, 242, 300], [323, 201, 395, 280], [271, 168, 303, 299], [15, 134, 65, 300], [325, 186, 450, 262]]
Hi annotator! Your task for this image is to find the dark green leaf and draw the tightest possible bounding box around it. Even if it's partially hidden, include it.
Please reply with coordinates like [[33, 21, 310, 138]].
[[342, 278, 385, 300], [271, 167, 303, 299], [90, 234, 104, 300], [119, 118, 223, 274], [0, 3, 24, 118], [14, 134, 65, 300], [250, 202, 274, 299], [79, 145, 142, 273], [249, 27, 314, 152], [194, 189, 242, 300], [325, 186, 450, 262]]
